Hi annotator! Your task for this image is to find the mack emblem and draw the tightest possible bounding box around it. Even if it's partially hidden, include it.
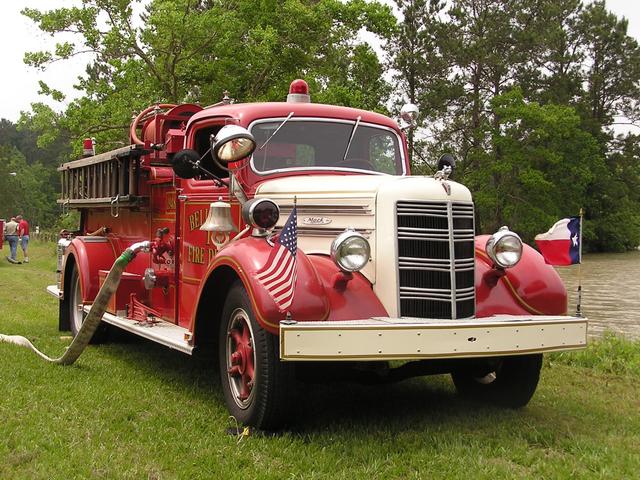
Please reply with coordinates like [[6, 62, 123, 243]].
[[302, 216, 332, 225]]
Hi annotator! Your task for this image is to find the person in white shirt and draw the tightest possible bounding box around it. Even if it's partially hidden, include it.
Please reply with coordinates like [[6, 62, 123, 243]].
[[4, 217, 20, 263]]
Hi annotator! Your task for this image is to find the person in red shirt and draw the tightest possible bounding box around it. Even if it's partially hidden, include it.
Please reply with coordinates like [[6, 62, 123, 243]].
[[16, 215, 29, 263]]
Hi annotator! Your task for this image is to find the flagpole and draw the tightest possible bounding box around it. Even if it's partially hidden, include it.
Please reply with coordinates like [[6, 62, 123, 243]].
[[576, 208, 583, 317]]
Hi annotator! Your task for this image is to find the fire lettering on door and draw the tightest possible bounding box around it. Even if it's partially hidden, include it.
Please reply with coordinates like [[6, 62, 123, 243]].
[[188, 245, 205, 264]]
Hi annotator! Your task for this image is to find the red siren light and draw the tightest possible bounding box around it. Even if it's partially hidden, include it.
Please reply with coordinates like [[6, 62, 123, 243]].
[[82, 138, 95, 157], [287, 79, 311, 103]]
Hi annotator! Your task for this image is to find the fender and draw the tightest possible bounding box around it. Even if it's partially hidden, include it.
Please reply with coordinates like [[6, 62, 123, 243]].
[[307, 255, 388, 320], [198, 236, 330, 334], [475, 235, 568, 317], [61, 237, 119, 302]]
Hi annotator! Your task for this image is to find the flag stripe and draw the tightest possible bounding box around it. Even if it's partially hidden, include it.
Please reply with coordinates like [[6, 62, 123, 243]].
[[261, 250, 293, 286], [256, 246, 285, 279], [265, 258, 295, 293], [535, 216, 581, 266], [254, 205, 298, 312]]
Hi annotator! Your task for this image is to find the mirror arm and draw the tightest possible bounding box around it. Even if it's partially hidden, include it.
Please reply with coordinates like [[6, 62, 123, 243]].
[[193, 160, 228, 187]]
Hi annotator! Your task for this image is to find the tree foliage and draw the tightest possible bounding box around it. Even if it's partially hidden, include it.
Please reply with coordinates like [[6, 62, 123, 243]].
[[22, 0, 395, 152], [14, 0, 640, 251], [390, 0, 640, 249]]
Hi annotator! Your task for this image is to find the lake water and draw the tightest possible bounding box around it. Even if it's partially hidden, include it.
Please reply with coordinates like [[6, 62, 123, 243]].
[[554, 250, 640, 340]]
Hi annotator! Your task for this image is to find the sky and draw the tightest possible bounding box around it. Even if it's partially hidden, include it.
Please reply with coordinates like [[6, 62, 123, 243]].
[[0, 0, 638, 123]]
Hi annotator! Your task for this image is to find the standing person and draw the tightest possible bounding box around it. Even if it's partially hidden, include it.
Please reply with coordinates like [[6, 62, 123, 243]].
[[16, 215, 29, 263], [4, 217, 20, 263]]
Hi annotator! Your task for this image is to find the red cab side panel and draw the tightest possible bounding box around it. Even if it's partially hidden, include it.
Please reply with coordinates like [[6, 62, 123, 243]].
[[475, 235, 568, 317], [202, 236, 330, 333]]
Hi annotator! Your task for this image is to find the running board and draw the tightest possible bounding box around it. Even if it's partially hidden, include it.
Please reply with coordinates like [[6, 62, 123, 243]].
[[83, 306, 194, 355]]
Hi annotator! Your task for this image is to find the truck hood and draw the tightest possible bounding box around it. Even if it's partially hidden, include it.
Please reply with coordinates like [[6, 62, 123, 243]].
[[255, 174, 472, 294]]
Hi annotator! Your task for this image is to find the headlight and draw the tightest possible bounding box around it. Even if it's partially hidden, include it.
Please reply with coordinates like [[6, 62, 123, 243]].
[[485, 226, 523, 268], [331, 229, 370, 272], [242, 198, 280, 230]]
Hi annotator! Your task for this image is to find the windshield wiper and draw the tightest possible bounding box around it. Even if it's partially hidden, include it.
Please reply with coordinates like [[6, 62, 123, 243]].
[[258, 112, 294, 150], [342, 116, 362, 161]]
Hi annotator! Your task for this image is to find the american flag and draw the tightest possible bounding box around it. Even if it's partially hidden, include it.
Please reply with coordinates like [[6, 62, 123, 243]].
[[255, 206, 297, 311]]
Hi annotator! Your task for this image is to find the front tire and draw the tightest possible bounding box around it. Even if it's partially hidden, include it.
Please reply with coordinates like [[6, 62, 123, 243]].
[[451, 354, 543, 408], [218, 282, 292, 429]]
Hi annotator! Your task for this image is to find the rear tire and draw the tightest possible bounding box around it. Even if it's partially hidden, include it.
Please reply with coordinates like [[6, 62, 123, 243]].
[[67, 265, 109, 343], [218, 282, 292, 430], [451, 354, 543, 408]]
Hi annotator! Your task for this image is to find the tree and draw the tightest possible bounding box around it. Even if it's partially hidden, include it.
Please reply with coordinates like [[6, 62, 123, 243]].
[[576, 1, 640, 134], [0, 145, 58, 227], [466, 89, 600, 240], [22, 0, 395, 154]]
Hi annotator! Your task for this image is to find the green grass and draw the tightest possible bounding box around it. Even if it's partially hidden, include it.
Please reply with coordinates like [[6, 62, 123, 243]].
[[1, 242, 639, 479]]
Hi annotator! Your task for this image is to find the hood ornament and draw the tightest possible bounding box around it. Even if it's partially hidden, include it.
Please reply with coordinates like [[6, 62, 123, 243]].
[[434, 154, 455, 196], [434, 165, 452, 196]]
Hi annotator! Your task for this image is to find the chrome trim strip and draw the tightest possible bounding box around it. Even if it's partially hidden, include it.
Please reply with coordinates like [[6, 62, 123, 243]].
[[278, 203, 373, 215], [447, 202, 457, 319], [295, 228, 373, 238]]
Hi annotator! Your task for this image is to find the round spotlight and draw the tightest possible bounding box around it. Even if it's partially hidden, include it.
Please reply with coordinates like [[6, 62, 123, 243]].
[[485, 226, 523, 268], [331, 229, 371, 272], [242, 198, 280, 231], [211, 125, 256, 162]]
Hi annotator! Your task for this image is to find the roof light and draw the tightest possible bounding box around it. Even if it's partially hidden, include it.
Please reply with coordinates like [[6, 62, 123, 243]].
[[82, 138, 95, 157], [287, 79, 310, 103]]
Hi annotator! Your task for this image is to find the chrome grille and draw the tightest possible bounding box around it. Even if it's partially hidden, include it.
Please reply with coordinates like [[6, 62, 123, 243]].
[[397, 201, 475, 319]]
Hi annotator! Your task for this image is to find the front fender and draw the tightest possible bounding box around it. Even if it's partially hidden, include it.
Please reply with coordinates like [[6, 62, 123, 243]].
[[475, 235, 568, 317], [62, 237, 119, 302], [307, 255, 388, 320], [201, 236, 329, 333]]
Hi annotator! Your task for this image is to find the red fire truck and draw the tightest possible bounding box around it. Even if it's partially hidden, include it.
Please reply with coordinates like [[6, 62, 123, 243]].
[[48, 80, 586, 428]]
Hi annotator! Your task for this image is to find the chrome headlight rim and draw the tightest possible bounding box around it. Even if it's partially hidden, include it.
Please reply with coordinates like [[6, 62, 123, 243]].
[[330, 229, 371, 273], [486, 226, 523, 269]]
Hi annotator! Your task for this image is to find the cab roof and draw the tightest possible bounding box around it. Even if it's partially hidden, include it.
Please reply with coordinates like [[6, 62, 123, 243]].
[[186, 102, 400, 131]]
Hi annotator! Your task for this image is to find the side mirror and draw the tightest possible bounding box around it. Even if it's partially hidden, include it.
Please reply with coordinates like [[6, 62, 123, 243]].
[[211, 125, 256, 163], [399, 103, 419, 130], [171, 149, 201, 179]]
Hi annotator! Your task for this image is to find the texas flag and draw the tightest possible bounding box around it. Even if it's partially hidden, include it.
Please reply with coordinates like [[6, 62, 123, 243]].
[[534, 217, 581, 266]]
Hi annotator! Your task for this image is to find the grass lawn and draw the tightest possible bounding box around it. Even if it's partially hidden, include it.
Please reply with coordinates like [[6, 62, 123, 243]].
[[1, 241, 639, 479]]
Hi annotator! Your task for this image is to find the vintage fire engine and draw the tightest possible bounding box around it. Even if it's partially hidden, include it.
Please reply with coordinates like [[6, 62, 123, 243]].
[[47, 80, 587, 428]]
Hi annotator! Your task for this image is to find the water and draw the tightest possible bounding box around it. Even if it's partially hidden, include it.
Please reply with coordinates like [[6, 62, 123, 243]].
[[554, 250, 640, 339]]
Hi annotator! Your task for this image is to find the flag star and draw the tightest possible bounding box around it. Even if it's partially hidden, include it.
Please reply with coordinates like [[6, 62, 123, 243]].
[[571, 234, 578, 247]]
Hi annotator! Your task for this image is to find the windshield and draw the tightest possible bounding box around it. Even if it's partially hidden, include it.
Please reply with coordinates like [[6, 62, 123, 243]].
[[250, 119, 404, 175]]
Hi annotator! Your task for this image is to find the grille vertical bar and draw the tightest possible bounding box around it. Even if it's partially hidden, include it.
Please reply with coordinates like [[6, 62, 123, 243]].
[[397, 200, 475, 319]]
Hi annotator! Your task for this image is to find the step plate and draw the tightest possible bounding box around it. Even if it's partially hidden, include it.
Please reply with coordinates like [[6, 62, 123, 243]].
[[280, 315, 587, 361], [83, 306, 194, 355]]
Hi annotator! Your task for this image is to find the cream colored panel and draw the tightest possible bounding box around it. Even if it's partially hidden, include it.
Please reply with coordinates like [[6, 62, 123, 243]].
[[375, 176, 473, 317], [280, 316, 587, 361]]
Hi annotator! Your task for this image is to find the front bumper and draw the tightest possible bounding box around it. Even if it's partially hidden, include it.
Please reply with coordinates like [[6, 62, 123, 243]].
[[279, 315, 587, 361]]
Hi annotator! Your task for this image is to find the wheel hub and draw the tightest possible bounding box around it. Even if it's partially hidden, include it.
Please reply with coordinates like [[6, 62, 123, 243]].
[[226, 310, 256, 407]]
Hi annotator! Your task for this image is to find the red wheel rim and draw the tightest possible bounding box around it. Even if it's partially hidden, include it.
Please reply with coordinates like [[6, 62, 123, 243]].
[[226, 308, 256, 409]]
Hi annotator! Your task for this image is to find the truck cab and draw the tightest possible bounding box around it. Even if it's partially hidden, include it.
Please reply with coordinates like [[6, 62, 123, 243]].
[[48, 80, 587, 429]]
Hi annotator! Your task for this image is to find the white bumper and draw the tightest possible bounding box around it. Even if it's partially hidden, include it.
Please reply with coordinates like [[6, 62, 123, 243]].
[[279, 315, 587, 361]]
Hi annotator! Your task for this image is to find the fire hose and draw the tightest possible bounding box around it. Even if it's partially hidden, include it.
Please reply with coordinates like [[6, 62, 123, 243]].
[[0, 241, 150, 365]]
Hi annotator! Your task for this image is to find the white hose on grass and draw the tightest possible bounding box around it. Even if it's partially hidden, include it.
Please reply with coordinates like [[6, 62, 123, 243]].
[[0, 241, 150, 365]]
